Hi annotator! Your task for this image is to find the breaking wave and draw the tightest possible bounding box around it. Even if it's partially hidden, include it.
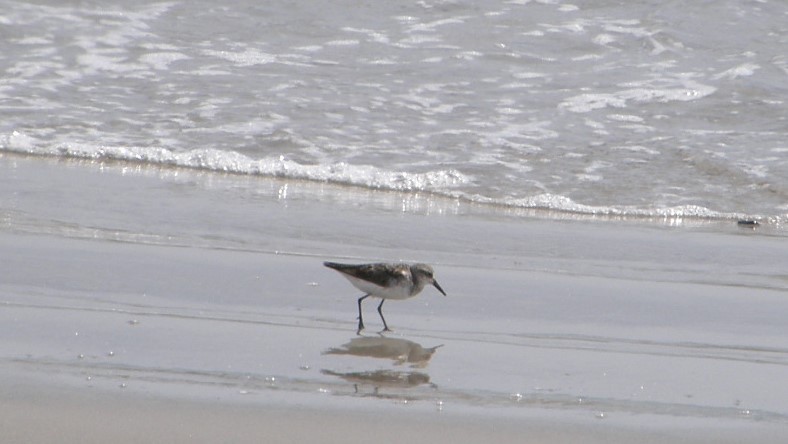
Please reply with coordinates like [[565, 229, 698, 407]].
[[2, 131, 778, 225]]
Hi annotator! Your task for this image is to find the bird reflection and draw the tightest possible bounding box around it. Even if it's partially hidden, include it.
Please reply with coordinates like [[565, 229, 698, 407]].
[[321, 336, 442, 395], [323, 336, 442, 368], [321, 369, 432, 390]]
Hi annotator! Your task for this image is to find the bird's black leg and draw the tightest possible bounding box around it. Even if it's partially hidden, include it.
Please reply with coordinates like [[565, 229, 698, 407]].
[[357, 294, 370, 334], [377, 299, 390, 332]]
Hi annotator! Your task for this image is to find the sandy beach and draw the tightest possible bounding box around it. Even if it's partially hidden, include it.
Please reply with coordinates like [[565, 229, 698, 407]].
[[3, 0, 788, 441], [1, 155, 787, 442]]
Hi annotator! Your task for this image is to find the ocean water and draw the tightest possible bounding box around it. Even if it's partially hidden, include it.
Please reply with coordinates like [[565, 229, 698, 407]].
[[1, 0, 787, 226]]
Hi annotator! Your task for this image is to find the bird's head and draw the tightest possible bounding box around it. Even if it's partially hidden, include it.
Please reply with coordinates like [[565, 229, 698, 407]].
[[412, 263, 446, 296]]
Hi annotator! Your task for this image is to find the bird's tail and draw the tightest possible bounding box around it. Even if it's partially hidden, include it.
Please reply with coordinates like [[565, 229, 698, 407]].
[[323, 262, 354, 271], [323, 261, 347, 271]]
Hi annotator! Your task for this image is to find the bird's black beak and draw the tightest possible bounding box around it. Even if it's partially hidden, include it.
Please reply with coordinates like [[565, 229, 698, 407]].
[[433, 280, 447, 296]]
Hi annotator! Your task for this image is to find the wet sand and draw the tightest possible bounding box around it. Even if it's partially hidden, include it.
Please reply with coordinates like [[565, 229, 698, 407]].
[[2, 376, 782, 444], [2, 154, 788, 442], [2, 228, 787, 443]]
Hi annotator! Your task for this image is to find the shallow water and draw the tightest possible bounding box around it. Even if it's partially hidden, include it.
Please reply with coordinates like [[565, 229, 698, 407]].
[[1, 0, 787, 224]]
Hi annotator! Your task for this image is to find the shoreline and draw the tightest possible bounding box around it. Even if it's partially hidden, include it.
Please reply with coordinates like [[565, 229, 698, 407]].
[[1, 151, 782, 234]]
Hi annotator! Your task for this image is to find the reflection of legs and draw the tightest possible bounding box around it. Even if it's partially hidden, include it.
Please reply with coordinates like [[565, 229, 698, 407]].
[[377, 299, 390, 332], [357, 294, 370, 334]]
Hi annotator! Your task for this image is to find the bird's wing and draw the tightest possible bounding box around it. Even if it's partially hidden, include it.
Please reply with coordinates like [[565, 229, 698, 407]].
[[325, 262, 412, 289]]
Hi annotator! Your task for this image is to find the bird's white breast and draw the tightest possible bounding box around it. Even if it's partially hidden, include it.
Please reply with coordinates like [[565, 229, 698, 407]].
[[343, 275, 414, 300]]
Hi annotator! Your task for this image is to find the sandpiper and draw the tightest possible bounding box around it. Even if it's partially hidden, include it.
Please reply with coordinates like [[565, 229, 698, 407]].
[[324, 262, 447, 333]]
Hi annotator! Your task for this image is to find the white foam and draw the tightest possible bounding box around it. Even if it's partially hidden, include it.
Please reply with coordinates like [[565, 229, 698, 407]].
[[593, 34, 617, 45], [512, 71, 547, 80], [341, 27, 390, 44], [15, 36, 52, 45], [294, 45, 323, 52], [325, 40, 360, 47], [612, 145, 660, 156], [407, 17, 469, 33], [3, 131, 36, 151], [78, 52, 143, 75], [139, 52, 189, 70], [6, 60, 60, 78], [607, 114, 644, 123], [396, 35, 443, 46], [499, 193, 743, 220], [559, 80, 716, 113], [202, 48, 277, 66], [0, 134, 471, 193], [602, 23, 649, 38], [712, 63, 760, 80], [367, 58, 398, 65]]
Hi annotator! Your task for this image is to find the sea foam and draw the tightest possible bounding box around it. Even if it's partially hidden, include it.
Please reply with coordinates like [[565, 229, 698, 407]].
[[0, 131, 772, 224], [0, 131, 470, 193]]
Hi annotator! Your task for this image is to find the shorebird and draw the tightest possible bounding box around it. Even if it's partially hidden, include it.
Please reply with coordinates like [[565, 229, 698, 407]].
[[324, 262, 447, 333]]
